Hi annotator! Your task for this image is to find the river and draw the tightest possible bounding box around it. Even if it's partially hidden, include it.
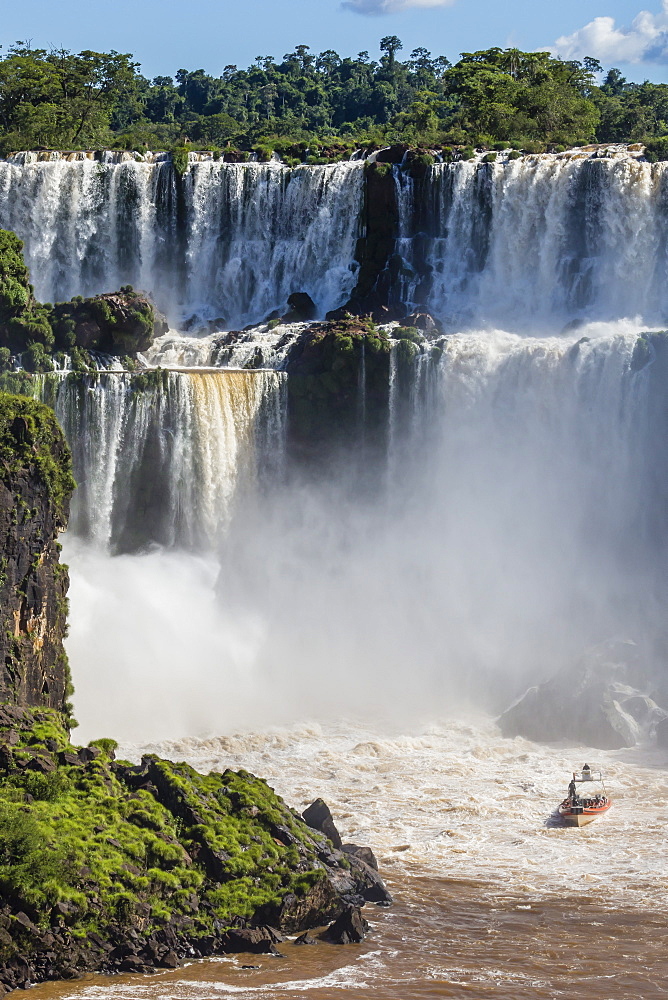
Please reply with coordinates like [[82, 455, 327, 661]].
[[25, 718, 668, 999]]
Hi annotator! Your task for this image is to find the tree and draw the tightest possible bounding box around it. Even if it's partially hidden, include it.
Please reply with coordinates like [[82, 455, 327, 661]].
[[380, 36, 403, 73]]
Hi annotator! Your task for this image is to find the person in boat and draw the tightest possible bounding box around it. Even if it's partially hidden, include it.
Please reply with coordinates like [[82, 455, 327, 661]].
[[582, 763, 591, 777], [568, 777, 577, 802]]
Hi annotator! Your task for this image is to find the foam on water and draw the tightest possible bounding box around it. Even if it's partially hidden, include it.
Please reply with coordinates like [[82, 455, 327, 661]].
[[121, 717, 668, 912]]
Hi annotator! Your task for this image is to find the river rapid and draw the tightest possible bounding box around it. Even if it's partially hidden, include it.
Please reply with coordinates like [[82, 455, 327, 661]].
[[26, 718, 668, 999]]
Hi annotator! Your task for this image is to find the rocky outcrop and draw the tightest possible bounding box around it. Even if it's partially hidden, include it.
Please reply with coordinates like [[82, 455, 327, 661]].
[[0, 395, 75, 717], [50, 288, 168, 356], [302, 797, 343, 848], [0, 395, 391, 992], [301, 797, 392, 906], [498, 640, 661, 750], [283, 316, 392, 461], [0, 707, 390, 993], [330, 162, 403, 321]]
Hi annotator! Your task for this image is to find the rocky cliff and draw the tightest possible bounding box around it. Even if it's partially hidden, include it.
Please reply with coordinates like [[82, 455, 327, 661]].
[[0, 394, 75, 717], [0, 392, 390, 993]]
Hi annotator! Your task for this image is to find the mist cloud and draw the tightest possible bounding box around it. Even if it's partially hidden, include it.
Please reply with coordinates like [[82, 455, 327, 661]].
[[553, 1, 668, 64], [342, 0, 455, 15]]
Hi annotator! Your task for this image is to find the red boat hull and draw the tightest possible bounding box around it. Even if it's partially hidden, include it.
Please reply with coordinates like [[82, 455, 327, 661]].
[[558, 799, 612, 827]]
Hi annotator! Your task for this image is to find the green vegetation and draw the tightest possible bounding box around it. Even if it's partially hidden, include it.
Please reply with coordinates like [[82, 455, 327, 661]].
[[0, 704, 337, 966], [286, 316, 392, 450], [1, 41, 668, 158], [0, 392, 75, 523], [0, 230, 157, 370]]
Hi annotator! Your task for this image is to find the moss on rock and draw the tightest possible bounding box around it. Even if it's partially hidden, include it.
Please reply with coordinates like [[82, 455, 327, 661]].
[[0, 705, 380, 990]]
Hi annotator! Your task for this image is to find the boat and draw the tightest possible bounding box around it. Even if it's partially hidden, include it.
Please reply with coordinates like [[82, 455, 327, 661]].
[[558, 764, 612, 827]]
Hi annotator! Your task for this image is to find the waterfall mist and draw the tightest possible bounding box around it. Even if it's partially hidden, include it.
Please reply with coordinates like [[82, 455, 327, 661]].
[[58, 322, 665, 743]]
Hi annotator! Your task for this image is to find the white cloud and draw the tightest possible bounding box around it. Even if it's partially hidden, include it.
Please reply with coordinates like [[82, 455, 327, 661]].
[[342, 0, 455, 15], [553, 1, 668, 64]]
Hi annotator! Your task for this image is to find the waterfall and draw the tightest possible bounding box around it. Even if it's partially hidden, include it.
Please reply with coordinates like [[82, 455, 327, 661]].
[[39, 369, 286, 553], [395, 153, 668, 329], [0, 155, 364, 327], [8, 149, 668, 734]]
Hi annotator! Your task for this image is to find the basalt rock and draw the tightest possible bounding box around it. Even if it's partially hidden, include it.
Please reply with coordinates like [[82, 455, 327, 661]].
[[282, 292, 317, 323], [320, 905, 369, 945], [499, 640, 648, 750], [302, 798, 343, 848], [342, 844, 379, 871], [283, 317, 392, 462], [0, 394, 391, 992], [0, 395, 75, 715], [50, 289, 168, 356], [0, 708, 389, 993], [331, 161, 400, 319]]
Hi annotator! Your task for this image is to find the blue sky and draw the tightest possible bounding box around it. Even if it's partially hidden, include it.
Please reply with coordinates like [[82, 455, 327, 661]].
[[3, 0, 668, 83]]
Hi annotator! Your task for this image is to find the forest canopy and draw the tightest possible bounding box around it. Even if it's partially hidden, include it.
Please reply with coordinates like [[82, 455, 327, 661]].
[[1, 39, 668, 157]]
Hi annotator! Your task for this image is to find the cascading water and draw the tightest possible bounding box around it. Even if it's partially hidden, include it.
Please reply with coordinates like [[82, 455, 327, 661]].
[[12, 150, 668, 998], [5, 150, 662, 734], [395, 152, 668, 329], [0, 154, 364, 326], [38, 369, 286, 553]]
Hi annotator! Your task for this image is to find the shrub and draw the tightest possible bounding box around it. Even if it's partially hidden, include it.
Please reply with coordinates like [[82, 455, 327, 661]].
[[643, 137, 668, 161], [482, 152, 497, 163], [170, 145, 190, 177], [0, 803, 68, 905]]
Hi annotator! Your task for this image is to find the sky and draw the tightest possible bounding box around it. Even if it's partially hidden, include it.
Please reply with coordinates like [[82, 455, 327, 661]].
[[2, 0, 668, 83]]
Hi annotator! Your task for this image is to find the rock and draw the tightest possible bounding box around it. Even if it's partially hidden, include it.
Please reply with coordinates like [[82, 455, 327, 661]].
[[342, 853, 392, 904], [50, 289, 166, 356], [302, 799, 343, 849], [294, 932, 317, 945], [222, 928, 280, 954], [324, 306, 355, 322], [0, 397, 74, 713], [13, 913, 37, 935], [403, 311, 442, 336], [119, 955, 151, 973], [499, 640, 642, 749], [26, 752, 56, 773], [655, 717, 668, 748], [342, 844, 378, 870], [283, 292, 317, 323], [374, 144, 409, 164], [159, 950, 179, 969], [320, 906, 369, 945]]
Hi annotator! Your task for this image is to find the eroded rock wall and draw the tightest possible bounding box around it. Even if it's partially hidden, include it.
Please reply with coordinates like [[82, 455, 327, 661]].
[[0, 395, 75, 714]]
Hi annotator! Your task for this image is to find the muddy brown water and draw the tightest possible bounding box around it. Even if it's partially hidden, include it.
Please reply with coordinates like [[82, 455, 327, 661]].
[[26, 871, 668, 999], [26, 718, 668, 999]]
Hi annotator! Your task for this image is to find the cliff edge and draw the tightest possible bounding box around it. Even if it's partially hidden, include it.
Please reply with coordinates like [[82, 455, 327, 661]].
[[0, 393, 391, 994], [0, 394, 75, 716]]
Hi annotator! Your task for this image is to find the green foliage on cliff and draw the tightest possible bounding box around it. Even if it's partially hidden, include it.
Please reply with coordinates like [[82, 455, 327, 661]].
[[0, 231, 54, 356], [0, 229, 158, 368], [0, 706, 335, 962], [2, 40, 668, 155], [286, 317, 392, 451], [0, 393, 75, 523]]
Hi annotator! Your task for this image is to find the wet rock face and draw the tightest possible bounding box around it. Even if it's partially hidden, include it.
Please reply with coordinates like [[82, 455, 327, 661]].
[[302, 798, 343, 848], [498, 640, 660, 750], [0, 397, 74, 714]]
